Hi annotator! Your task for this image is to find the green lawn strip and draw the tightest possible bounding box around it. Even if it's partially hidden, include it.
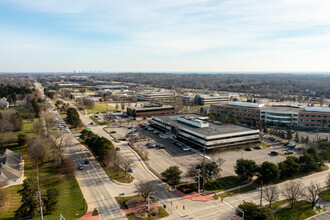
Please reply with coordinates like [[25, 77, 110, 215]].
[[274, 200, 325, 220], [270, 199, 288, 210], [0, 185, 23, 219], [89, 116, 107, 125], [206, 176, 249, 192], [85, 103, 119, 115], [320, 189, 330, 201], [219, 182, 259, 198], [16, 119, 35, 137], [105, 165, 134, 183]]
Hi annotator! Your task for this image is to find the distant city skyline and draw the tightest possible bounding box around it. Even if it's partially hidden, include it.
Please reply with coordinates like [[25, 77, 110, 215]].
[[1, 0, 330, 72]]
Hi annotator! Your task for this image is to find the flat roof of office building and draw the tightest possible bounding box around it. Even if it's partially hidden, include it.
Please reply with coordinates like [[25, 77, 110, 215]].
[[131, 104, 174, 111], [153, 114, 258, 136]]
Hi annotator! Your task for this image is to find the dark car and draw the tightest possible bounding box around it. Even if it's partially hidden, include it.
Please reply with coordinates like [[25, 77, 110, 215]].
[[110, 131, 117, 133], [115, 147, 121, 151], [156, 144, 165, 149], [285, 150, 293, 155], [148, 144, 156, 149], [84, 160, 90, 165], [244, 147, 252, 151], [254, 145, 262, 150], [270, 151, 279, 156], [284, 142, 290, 146], [146, 142, 153, 146]]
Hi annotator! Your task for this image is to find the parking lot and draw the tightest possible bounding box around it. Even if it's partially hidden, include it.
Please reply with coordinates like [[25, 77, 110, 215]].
[[103, 120, 306, 181]]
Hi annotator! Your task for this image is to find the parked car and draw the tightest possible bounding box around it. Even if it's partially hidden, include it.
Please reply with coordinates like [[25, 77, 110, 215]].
[[115, 147, 121, 151], [270, 151, 279, 156], [128, 168, 134, 173], [146, 142, 153, 146], [147, 127, 154, 131], [254, 145, 262, 150], [84, 160, 90, 164], [285, 150, 293, 155], [78, 163, 84, 170], [110, 131, 116, 133], [181, 147, 190, 151], [148, 144, 156, 149], [165, 131, 171, 135], [156, 144, 165, 149], [284, 142, 290, 146], [244, 147, 252, 151], [293, 145, 299, 150], [153, 130, 159, 134]]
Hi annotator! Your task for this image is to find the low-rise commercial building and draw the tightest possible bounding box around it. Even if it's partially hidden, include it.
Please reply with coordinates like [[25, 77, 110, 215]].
[[136, 89, 175, 101], [298, 107, 330, 129], [152, 114, 260, 149], [195, 94, 229, 105], [127, 104, 175, 117]]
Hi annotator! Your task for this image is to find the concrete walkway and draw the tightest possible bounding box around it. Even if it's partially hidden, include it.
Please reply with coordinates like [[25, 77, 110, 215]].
[[172, 190, 214, 201]]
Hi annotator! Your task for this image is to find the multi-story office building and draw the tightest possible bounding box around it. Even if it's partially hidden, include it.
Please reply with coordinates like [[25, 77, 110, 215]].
[[136, 89, 175, 101], [151, 114, 260, 149], [195, 94, 229, 105], [210, 102, 330, 129], [298, 107, 330, 129], [127, 104, 175, 117]]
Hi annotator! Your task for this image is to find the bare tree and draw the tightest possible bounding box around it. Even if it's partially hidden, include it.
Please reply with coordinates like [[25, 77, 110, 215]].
[[217, 157, 226, 171], [53, 133, 70, 167], [28, 137, 51, 164], [104, 150, 118, 168], [282, 181, 302, 209], [186, 163, 198, 179], [135, 181, 155, 201], [120, 158, 134, 177], [263, 185, 279, 208], [33, 121, 44, 136], [44, 114, 56, 137], [302, 181, 322, 208], [83, 98, 95, 109], [60, 157, 75, 180]]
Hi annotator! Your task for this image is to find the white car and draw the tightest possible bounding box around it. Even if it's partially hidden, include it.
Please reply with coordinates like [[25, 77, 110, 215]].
[[181, 147, 190, 151]]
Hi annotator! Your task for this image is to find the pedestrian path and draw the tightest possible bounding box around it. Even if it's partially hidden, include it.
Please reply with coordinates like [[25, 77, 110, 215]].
[[172, 190, 214, 201]]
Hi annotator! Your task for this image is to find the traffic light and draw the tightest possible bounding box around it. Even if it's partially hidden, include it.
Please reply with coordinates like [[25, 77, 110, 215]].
[[175, 185, 177, 189], [176, 205, 178, 209], [165, 187, 167, 191], [183, 205, 185, 210], [171, 201, 173, 205]]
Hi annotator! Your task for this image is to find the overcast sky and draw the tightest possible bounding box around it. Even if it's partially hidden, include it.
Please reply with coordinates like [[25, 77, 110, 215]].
[[1, 0, 330, 72]]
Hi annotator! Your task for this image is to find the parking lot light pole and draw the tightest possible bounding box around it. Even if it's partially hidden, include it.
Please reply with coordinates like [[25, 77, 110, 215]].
[[197, 169, 201, 196]]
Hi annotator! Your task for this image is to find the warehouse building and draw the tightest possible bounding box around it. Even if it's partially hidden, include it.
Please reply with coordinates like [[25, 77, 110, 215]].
[[151, 114, 260, 149]]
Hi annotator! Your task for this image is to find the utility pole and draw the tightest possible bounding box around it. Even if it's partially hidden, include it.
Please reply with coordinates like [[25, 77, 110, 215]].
[[260, 179, 263, 209], [37, 165, 43, 220], [147, 193, 150, 212], [197, 169, 201, 196], [202, 136, 206, 192]]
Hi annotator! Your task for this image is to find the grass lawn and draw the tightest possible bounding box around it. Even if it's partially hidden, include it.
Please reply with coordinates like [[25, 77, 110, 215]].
[[271, 199, 288, 210], [86, 102, 119, 114], [320, 189, 330, 201], [206, 176, 249, 192], [89, 116, 107, 125], [1, 163, 86, 220], [274, 200, 325, 220], [105, 165, 134, 183], [16, 119, 36, 137]]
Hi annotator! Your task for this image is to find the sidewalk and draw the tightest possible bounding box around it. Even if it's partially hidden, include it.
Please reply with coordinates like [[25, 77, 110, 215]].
[[172, 190, 214, 201]]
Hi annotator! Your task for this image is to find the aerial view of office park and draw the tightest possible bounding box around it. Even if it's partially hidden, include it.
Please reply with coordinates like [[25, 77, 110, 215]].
[[1, 1, 330, 220]]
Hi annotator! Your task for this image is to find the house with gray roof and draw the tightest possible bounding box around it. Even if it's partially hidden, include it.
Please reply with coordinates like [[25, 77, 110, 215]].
[[0, 149, 23, 186]]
